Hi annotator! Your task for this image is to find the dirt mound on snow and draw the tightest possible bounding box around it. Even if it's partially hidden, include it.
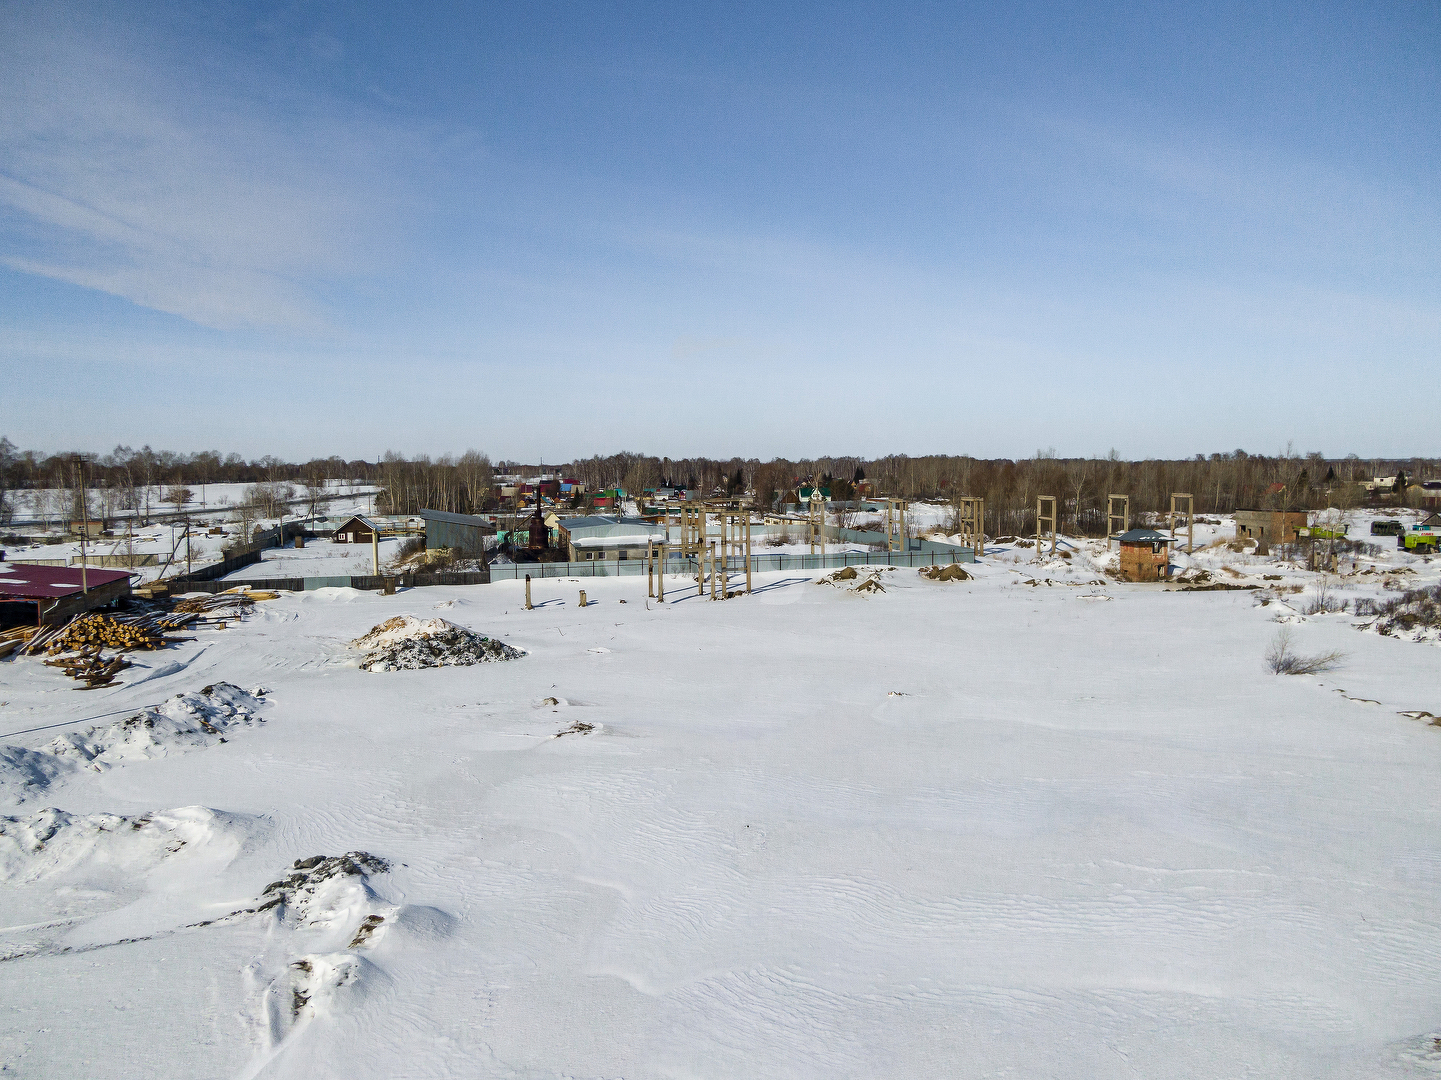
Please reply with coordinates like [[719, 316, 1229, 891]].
[[919, 563, 972, 581], [351, 616, 524, 672]]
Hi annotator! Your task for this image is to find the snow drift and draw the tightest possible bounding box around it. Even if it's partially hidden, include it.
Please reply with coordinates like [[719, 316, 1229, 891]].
[[0, 804, 246, 885], [46, 682, 268, 771]]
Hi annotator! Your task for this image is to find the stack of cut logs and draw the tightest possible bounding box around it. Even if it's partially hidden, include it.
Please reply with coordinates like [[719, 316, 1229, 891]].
[[0, 625, 36, 660], [44, 613, 168, 653], [43, 648, 132, 689], [5, 588, 280, 687]]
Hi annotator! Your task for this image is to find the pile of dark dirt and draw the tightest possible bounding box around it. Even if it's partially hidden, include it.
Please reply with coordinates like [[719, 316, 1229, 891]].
[[919, 564, 972, 581]]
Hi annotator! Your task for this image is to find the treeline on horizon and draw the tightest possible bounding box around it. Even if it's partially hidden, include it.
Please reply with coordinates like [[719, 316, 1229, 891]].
[[0, 437, 1434, 537]]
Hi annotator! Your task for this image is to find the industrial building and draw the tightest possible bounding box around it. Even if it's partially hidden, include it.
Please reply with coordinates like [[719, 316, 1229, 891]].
[[419, 509, 495, 556], [1233, 509, 1309, 553], [557, 515, 667, 562], [0, 563, 132, 628]]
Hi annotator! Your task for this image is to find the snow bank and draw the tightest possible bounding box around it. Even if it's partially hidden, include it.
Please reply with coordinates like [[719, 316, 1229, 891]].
[[350, 615, 524, 672], [45, 682, 268, 771], [0, 683, 267, 805], [260, 851, 391, 929], [0, 804, 245, 885], [252, 852, 397, 1045], [0, 744, 77, 806]]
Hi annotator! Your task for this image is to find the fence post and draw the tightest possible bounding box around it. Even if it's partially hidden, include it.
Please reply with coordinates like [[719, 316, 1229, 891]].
[[525, 574, 532, 610]]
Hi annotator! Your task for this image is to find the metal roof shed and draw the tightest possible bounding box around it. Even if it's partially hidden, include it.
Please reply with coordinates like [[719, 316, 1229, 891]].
[[0, 564, 132, 626], [419, 509, 495, 556]]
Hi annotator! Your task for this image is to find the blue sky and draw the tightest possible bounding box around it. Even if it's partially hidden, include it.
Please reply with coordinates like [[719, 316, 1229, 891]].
[[2, 1, 1437, 461]]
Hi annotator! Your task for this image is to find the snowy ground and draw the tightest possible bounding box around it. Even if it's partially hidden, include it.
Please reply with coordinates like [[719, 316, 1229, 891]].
[[221, 538, 408, 580], [3, 491, 385, 583], [5, 483, 379, 526], [0, 523, 1439, 1078]]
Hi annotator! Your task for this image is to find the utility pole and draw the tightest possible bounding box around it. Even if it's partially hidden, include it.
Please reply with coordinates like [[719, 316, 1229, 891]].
[[73, 458, 89, 594]]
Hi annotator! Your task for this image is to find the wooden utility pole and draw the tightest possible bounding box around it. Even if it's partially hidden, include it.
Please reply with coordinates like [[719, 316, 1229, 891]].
[[371, 527, 380, 576], [73, 459, 89, 594], [1107, 494, 1130, 549], [744, 512, 752, 595], [657, 544, 666, 602]]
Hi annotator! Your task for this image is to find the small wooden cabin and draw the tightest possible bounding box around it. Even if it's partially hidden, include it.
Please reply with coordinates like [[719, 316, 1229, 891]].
[[1115, 528, 1174, 582], [331, 515, 379, 544]]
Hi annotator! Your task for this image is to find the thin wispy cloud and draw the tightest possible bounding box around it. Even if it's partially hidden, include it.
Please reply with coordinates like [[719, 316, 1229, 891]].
[[0, 7, 414, 331]]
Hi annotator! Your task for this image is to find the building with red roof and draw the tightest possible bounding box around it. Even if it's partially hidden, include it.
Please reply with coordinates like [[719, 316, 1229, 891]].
[[0, 563, 133, 628]]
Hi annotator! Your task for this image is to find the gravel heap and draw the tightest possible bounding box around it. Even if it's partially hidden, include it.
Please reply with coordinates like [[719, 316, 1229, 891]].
[[351, 615, 525, 672]]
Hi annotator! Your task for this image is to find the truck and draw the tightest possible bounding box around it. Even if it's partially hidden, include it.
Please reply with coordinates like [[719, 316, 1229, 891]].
[[1371, 520, 1405, 536], [1400, 524, 1438, 553]]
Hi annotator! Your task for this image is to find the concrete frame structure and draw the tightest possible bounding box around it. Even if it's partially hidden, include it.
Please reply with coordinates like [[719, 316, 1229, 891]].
[[955, 497, 985, 556], [667, 500, 756, 599], [883, 498, 908, 553], [1107, 494, 1130, 549], [1169, 493, 1195, 554], [679, 504, 706, 558], [1233, 509, 1308, 555], [807, 488, 827, 555], [1035, 496, 1058, 560]]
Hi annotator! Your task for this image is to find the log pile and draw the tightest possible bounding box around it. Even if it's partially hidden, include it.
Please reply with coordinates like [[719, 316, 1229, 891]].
[[0, 625, 37, 659], [43, 613, 168, 653], [42, 648, 132, 689], [4, 587, 280, 683]]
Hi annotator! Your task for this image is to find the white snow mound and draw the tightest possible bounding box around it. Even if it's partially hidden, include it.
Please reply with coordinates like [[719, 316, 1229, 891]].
[[0, 744, 78, 806], [45, 682, 268, 771], [350, 615, 524, 672], [0, 804, 245, 884]]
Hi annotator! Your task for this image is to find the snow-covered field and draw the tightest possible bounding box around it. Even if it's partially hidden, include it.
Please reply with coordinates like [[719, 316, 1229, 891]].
[[2, 491, 385, 583], [221, 538, 408, 580], [5, 483, 378, 525], [1, 522, 1439, 1078]]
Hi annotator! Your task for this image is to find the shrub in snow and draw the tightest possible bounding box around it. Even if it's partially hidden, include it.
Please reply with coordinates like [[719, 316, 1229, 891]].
[[1355, 584, 1441, 644], [1266, 628, 1346, 675]]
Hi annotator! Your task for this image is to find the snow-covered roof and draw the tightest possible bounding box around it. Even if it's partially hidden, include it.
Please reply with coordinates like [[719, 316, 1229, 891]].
[[558, 516, 665, 540], [332, 514, 379, 532], [569, 534, 663, 548], [418, 509, 494, 529]]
